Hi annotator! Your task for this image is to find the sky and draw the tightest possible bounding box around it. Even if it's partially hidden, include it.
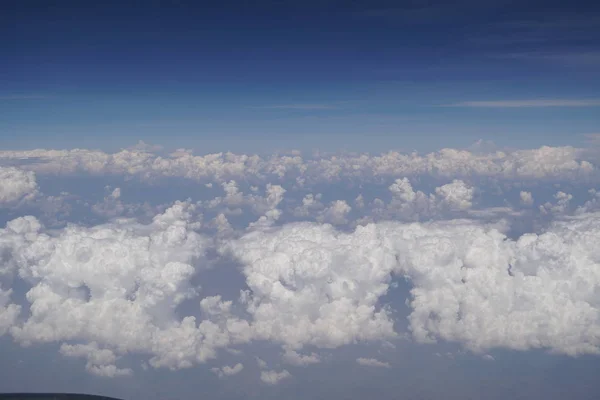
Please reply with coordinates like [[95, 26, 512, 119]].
[[2, 0, 600, 153], [2, 1, 600, 400]]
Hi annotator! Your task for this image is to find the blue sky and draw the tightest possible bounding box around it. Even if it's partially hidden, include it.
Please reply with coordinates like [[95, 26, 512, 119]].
[[2, 0, 599, 153]]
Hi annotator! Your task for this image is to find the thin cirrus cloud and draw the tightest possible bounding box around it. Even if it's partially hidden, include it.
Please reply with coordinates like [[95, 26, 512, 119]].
[[445, 99, 600, 108]]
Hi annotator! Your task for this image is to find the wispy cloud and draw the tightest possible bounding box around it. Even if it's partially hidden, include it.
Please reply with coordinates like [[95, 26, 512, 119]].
[[356, 357, 391, 368], [445, 99, 600, 108]]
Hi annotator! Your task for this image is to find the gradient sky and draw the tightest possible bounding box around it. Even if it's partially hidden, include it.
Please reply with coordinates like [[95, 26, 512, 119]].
[[2, 0, 599, 153]]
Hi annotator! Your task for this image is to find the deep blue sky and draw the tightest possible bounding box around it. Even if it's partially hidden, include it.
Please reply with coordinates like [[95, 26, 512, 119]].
[[2, 0, 600, 153]]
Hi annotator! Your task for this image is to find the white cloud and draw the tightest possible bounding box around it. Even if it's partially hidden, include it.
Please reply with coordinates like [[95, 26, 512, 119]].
[[260, 369, 291, 385], [435, 180, 473, 211], [226, 212, 600, 357], [255, 357, 268, 369], [371, 178, 474, 222], [0, 288, 21, 336], [540, 191, 573, 214], [0, 202, 253, 372], [356, 357, 391, 368], [60, 342, 133, 377], [317, 200, 352, 225], [0, 166, 39, 207], [0, 144, 595, 184], [92, 187, 126, 218], [520, 191, 534, 206], [223, 222, 398, 350], [211, 362, 244, 378], [282, 349, 321, 366]]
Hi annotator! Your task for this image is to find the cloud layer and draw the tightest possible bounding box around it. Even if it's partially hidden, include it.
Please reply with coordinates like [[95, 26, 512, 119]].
[[2, 143, 600, 385]]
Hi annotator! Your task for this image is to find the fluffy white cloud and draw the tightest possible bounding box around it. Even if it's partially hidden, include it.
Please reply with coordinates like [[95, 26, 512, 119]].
[[60, 342, 133, 377], [356, 357, 391, 368], [282, 349, 321, 366], [540, 191, 573, 215], [223, 222, 398, 350], [260, 369, 291, 385], [0, 202, 254, 372], [520, 191, 534, 206], [0, 145, 595, 184], [0, 288, 21, 336], [371, 178, 474, 221], [317, 200, 352, 225], [435, 180, 474, 211], [225, 212, 600, 356], [211, 362, 244, 378], [576, 189, 600, 214], [0, 166, 39, 207]]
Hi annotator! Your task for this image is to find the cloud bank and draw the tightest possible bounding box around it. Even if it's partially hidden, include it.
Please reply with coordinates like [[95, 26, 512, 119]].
[[1, 143, 600, 386]]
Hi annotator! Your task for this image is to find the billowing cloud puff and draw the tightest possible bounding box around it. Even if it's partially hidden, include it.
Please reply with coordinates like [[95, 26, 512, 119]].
[[0, 166, 39, 207], [0, 202, 251, 372], [60, 342, 133, 377], [282, 349, 321, 366], [211, 362, 244, 378], [520, 191, 534, 206], [0, 287, 21, 336], [0, 145, 595, 184], [226, 212, 600, 356], [223, 222, 398, 350], [260, 369, 291, 385], [371, 178, 474, 222]]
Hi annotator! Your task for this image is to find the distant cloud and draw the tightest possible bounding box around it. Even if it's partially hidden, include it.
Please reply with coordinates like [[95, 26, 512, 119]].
[[446, 99, 600, 108], [260, 369, 291, 385], [356, 357, 391, 368], [211, 363, 244, 378]]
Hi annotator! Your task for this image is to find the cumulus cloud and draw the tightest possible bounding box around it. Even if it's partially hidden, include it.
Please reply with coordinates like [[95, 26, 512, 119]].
[[540, 191, 573, 214], [370, 178, 474, 222], [0, 166, 39, 207], [576, 189, 600, 214], [0, 202, 252, 372], [91, 186, 126, 218], [0, 145, 595, 184], [60, 342, 133, 377], [260, 369, 291, 385], [223, 222, 398, 350], [520, 191, 534, 206], [317, 200, 352, 225], [356, 357, 391, 368], [211, 362, 244, 378], [0, 288, 21, 336], [225, 212, 600, 357], [282, 349, 321, 366]]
